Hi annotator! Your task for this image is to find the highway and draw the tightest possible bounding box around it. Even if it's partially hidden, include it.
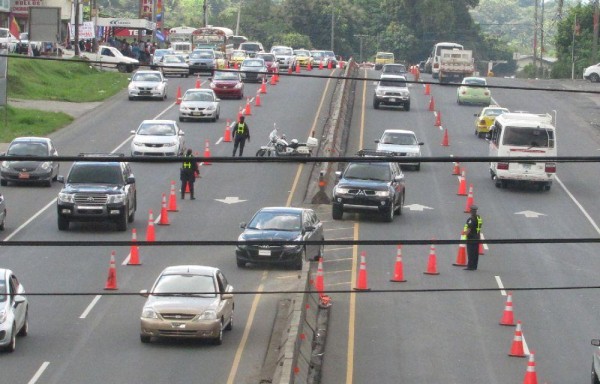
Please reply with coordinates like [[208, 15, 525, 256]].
[[1, 64, 600, 383]]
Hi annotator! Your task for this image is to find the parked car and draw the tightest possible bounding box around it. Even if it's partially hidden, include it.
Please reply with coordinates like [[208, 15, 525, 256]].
[[127, 70, 168, 101], [130, 120, 185, 156], [0, 268, 28, 352], [188, 49, 218, 74], [473, 106, 509, 138], [583, 63, 600, 82], [209, 70, 244, 99], [179, 89, 220, 122], [239, 58, 268, 83], [236, 207, 324, 269], [375, 129, 424, 171], [373, 74, 411, 111], [150, 48, 173, 69], [0, 192, 5, 230], [0, 137, 59, 186], [139, 265, 234, 345], [256, 53, 278, 74], [457, 77, 491, 105], [159, 54, 189, 77]]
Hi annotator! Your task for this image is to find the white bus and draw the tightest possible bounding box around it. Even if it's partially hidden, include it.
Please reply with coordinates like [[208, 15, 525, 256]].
[[488, 112, 557, 191], [429, 42, 463, 79]]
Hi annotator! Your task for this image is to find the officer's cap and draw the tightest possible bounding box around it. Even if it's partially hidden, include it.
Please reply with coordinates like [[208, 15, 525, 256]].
[[469, 205, 478, 211]]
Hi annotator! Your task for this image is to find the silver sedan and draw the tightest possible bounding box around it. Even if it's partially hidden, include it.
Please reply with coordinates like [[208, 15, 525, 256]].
[[159, 54, 190, 78], [178, 89, 221, 122]]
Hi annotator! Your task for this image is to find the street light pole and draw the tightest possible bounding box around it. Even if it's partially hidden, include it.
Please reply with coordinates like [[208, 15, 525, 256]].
[[235, 0, 242, 35], [354, 34, 368, 63]]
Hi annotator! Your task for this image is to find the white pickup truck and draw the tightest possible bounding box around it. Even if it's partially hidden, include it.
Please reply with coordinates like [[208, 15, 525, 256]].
[[79, 46, 139, 73], [439, 48, 474, 83]]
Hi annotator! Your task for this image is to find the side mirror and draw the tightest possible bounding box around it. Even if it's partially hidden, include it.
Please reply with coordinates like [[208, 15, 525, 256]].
[[374, 140, 380, 144], [394, 174, 404, 182], [130, 130, 136, 134], [179, 131, 185, 136], [418, 142, 424, 146], [474, 113, 479, 117], [126, 175, 135, 184], [240, 222, 246, 229], [140, 289, 149, 297], [221, 293, 233, 300], [57, 175, 65, 183], [335, 171, 342, 178], [14, 295, 26, 304]]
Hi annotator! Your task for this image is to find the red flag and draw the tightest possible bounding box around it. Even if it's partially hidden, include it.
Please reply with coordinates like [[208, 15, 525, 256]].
[[9, 15, 20, 38]]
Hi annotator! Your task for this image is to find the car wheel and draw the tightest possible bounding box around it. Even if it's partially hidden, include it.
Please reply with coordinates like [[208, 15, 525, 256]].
[[0, 179, 7, 186], [0, 210, 5, 231], [395, 193, 404, 215], [373, 99, 380, 109], [383, 202, 394, 222], [457, 98, 462, 105], [213, 321, 224, 345], [317, 239, 325, 260], [5, 325, 16, 352], [544, 184, 551, 191], [117, 63, 127, 73], [294, 253, 303, 270], [128, 96, 134, 101], [58, 216, 69, 231], [18, 309, 28, 336], [404, 102, 410, 111], [236, 257, 246, 268], [45, 179, 52, 187], [591, 73, 600, 83], [128, 204, 135, 223], [212, 116, 217, 122], [256, 149, 267, 157], [140, 334, 151, 343], [225, 313, 233, 331], [179, 117, 185, 122], [116, 207, 127, 231], [414, 163, 420, 171], [332, 204, 343, 220]]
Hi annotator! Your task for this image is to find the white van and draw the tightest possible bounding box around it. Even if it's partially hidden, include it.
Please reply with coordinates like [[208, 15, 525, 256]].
[[488, 112, 556, 191], [430, 42, 463, 79]]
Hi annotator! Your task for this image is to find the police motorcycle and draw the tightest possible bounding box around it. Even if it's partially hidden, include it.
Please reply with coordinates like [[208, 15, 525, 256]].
[[255, 124, 318, 157]]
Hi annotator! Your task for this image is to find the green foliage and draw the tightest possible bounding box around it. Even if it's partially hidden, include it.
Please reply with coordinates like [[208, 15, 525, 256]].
[[272, 33, 312, 50], [552, 2, 595, 79], [0, 106, 73, 142]]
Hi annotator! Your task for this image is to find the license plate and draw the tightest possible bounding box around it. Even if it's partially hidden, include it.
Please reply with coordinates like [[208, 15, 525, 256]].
[[389, 98, 396, 102], [171, 322, 186, 329], [258, 249, 271, 256], [192, 112, 202, 116], [521, 163, 531, 169], [18, 172, 30, 179], [140, 91, 150, 95]]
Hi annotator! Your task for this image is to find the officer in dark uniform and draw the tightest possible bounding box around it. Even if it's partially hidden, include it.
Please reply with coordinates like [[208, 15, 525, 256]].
[[180, 148, 198, 200], [232, 116, 250, 157], [464, 205, 483, 270]]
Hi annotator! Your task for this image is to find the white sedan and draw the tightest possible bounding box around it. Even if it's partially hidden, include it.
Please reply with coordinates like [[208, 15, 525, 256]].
[[179, 89, 220, 122], [375, 129, 424, 171], [127, 70, 168, 100], [159, 54, 190, 77], [130, 120, 185, 156]]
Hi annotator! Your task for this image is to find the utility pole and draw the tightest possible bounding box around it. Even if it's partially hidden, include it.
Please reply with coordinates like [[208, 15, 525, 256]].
[[540, 0, 545, 77], [203, 0, 208, 27], [354, 34, 368, 63], [235, 0, 242, 35], [593, 0, 599, 64], [74, 0, 80, 55], [533, 0, 538, 77], [330, 3, 334, 51]]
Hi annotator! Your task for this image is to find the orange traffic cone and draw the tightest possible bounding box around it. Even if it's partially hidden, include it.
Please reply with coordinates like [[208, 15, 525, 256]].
[[158, 193, 170, 226], [175, 86, 182, 105], [390, 245, 407, 282], [185, 177, 191, 194], [168, 180, 178, 212], [104, 251, 118, 290], [223, 119, 232, 142], [295, 62, 301, 73], [260, 78, 267, 94], [234, 61, 239, 70], [203, 139, 212, 165], [523, 351, 538, 384], [441, 128, 450, 146], [425, 83, 431, 95], [287, 65, 292, 75], [434, 111, 442, 127], [428, 96, 435, 111], [318, 60, 323, 70], [270, 74, 276, 85], [245, 97, 252, 115], [452, 233, 467, 266], [128, 228, 141, 265], [509, 320, 527, 357], [195, 76, 201, 89], [327, 60, 332, 69], [315, 257, 325, 297], [146, 210, 155, 242], [255, 91, 261, 107], [457, 169, 467, 196], [452, 162, 461, 175], [307, 61, 312, 71], [274, 71, 280, 83], [464, 184, 475, 213], [424, 244, 440, 275], [353, 251, 370, 291], [479, 240, 485, 255], [500, 292, 516, 326]]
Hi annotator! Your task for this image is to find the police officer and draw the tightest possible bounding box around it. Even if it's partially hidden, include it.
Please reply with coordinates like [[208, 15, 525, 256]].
[[464, 205, 483, 270], [180, 148, 198, 200], [232, 115, 250, 157]]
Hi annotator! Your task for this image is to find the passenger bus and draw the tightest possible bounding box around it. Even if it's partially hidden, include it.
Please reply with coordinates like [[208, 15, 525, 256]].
[[168, 26, 196, 43], [428, 42, 463, 79], [191, 26, 234, 59]]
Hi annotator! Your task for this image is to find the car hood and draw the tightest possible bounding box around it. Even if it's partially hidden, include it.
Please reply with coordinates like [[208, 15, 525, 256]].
[[163, 63, 188, 68], [189, 58, 214, 64], [180, 101, 217, 109], [376, 143, 420, 155], [133, 135, 178, 144], [338, 179, 390, 190], [130, 81, 162, 88], [144, 295, 220, 314], [240, 66, 265, 72], [62, 184, 124, 193], [239, 229, 301, 242], [4, 159, 49, 167], [377, 85, 408, 92]]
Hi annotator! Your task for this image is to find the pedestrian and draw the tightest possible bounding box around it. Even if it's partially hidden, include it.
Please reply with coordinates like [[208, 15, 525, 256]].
[[180, 149, 198, 200], [232, 115, 250, 156], [463, 205, 483, 270]]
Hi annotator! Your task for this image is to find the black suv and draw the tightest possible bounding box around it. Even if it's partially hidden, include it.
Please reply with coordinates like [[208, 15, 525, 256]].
[[56, 155, 136, 231], [332, 155, 406, 222]]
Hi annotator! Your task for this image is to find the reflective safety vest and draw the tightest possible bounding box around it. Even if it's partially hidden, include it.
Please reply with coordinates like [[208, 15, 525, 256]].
[[182, 154, 193, 169], [237, 123, 245, 134], [463, 215, 483, 235]]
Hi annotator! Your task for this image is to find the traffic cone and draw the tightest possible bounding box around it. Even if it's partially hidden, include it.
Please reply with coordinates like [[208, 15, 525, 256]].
[[318, 60, 323, 70], [195, 76, 201, 89], [327, 60, 332, 69], [479, 240, 485, 255], [464, 184, 475, 213], [457, 169, 467, 196], [523, 352, 538, 384], [244, 97, 252, 115], [441, 128, 450, 146], [260, 78, 267, 94], [223, 119, 232, 142], [434, 111, 442, 127], [353, 251, 370, 291], [274, 71, 280, 83], [500, 292, 516, 326], [428, 96, 435, 111], [270, 73, 277, 85], [168, 180, 178, 212], [295, 62, 301, 73], [158, 193, 170, 226], [234, 61, 239, 70], [185, 177, 191, 194], [128, 228, 141, 265], [452, 162, 461, 175], [307, 61, 312, 71], [146, 210, 155, 242], [425, 83, 431, 95], [203, 139, 212, 165], [287, 65, 292, 74], [424, 244, 440, 275], [104, 251, 118, 290], [390, 245, 407, 282], [175, 86, 182, 105], [509, 320, 527, 357], [255, 91, 262, 107], [315, 257, 325, 297], [452, 233, 467, 266]]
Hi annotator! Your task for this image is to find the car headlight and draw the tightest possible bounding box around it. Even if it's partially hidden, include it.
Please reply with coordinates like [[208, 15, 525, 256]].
[[180, 106, 190, 112], [206, 105, 216, 111], [402, 91, 409, 97], [374, 190, 390, 197], [375, 90, 385, 97], [408, 152, 418, 157], [141, 307, 158, 319], [235, 83, 243, 89], [163, 142, 177, 147], [132, 140, 144, 146], [334, 186, 350, 194], [58, 192, 75, 203], [1, 161, 9, 169], [40, 161, 51, 170], [197, 310, 217, 321], [0, 309, 7, 324], [107, 194, 125, 204]]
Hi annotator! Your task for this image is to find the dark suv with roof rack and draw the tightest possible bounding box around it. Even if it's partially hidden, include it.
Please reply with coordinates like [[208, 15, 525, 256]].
[[56, 154, 136, 231]]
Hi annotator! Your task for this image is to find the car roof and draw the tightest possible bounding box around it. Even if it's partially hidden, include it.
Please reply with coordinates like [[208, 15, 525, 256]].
[[184, 89, 214, 94], [134, 70, 162, 74], [10, 137, 51, 144], [140, 119, 177, 124], [161, 265, 219, 276], [257, 207, 308, 214], [381, 129, 416, 135], [379, 74, 407, 80]]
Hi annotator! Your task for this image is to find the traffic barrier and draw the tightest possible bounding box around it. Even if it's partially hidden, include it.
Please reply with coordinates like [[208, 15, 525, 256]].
[[168, 180, 179, 211], [175, 86, 182, 105], [390, 245, 407, 282], [146, 210, 155, 242], [255, 91, 261, 107], [428, 96, 435, 112], [315, 257, 325, 297], [158, 193, 170, 226], [509, 320, 527, 357], [424, 244, 440, 275], [457, 169, 467, 196], [452, 162, 460, 175], [441, 128, 449, 146], [464, 184, 474, 213], [434, 111, 442, 127], [523, 352, 538, 384], [127, 228, 141, 265], [223, 119, 232, 142], [500, 292, 516, 326], [260, 78, 267, 94], [104, 251, 118, 290], [203, 139, 212, 165], [452, 233, 467, 266], [425, 83, 431, 95], [245, 97, 252, 115], [353, 251, 370, 290], [195, 76, 201, 89]]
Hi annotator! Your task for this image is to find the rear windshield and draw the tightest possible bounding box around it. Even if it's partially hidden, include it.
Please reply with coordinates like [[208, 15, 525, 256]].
[[241, 43, 261, 51], [344, 163, 390, 181], [213, 71, 240, 80], [502, 127, 555, 148]]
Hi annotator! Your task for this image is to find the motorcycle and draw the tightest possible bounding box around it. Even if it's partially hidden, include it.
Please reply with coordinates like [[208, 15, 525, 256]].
[[256, 125, 318, 157]]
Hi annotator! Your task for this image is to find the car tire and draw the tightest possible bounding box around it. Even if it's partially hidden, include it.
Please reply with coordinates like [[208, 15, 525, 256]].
[[213, 321, 224, 345], [256, 149, 267, 157], [116, 207, 128, 232], [128, 204, 135, 223], [294, 253, 303, 270], [117, 63, 127, 73], [414, 163, 420, 171], [591, 73, 600, 83], [58, 216, 69, 231], [404, 102, 410, 111], [5, 325, 16, 352], [316, 239, 325, 260], [225, 313, 233, 331], [383, 202, 394, 222], [0, 209, 6, 231], [332, 204, 343, 220], [0, 179, 7, 186], [396, 193, 404, 215], [18, 309, 28, 336], [236, 258, 246, 268], [45, 179, 52, 187], [140, 334, 151, 343], [128, 96, 134, 101], [373, 99, 380, 109], [179, 117, 185, 122]]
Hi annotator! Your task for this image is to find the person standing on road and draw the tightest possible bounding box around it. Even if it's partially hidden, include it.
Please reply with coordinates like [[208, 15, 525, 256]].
[[180, 149, 198, 200], [232, 115, 250, 157], [463, 205, 483, 271]]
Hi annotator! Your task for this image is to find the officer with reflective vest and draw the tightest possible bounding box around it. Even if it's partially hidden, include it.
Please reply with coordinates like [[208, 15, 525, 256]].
[[463, 205, 483, 270], [180, 148, 198, 200], [232, 115, 250, 157]]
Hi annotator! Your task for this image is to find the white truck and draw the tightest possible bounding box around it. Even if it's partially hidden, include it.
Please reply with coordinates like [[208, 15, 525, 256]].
[[79, 46, 139, 73], [438, 48, 474, 83]]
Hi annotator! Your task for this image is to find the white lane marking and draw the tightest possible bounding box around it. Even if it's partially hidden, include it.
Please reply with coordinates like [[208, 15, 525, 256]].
[[79, 295, 102, 319], [28, 361, 50, 384], [480, 233, 489, 251], [216, 137, 223, 145], [556, 175, 600, 234], [325, 246, 354, 251], [323, 257, 353, 263], [122, 253, 131, 265], [326, 281, 351, 287], [494, 275, 507, 296], [324, 227, 354, 231]]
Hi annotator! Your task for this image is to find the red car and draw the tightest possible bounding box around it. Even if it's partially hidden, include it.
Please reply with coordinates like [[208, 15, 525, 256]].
[[256, 53, 277, 74], [209, 71, 244, 99]]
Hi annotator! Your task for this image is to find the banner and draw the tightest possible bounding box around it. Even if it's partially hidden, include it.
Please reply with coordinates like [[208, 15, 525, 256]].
[[68, 22, 96, 40]]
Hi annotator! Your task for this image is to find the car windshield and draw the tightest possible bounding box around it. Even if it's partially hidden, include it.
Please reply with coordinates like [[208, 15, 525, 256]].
[[154, 49, 171, 58], [241, 44, 260, 51], [379, 79, 406, 88], [7, 142, 48, 156], [258, 54, 274, 61], [323, 51, 335, 58], [68, 164, 123, 184], [383, 65, 406, 74], [464, 78, 486, 86], [243, 60, 263, 67], [248, 211, 302, 231], [137, 123, 176, 136], [344, 163, 390, 181], [311, 52, 323, 58], [213, 71, 240, 80], [184, 92, 215, 102], [380, 133, 417, 145], [232, 51, 245, 58], [295, 51, 309, 57], [191, 51, 214, 59], [164, 56, 185, 63], [484, 109, 508, 117], [0, 30, 9, 38], [502, 127, 554, 148], [0, 279, 6, 303], [377, 53, 394, 59], [272, 47, 292, 55], [153, 274, 217, 297], [132, 73, 161, 82]]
